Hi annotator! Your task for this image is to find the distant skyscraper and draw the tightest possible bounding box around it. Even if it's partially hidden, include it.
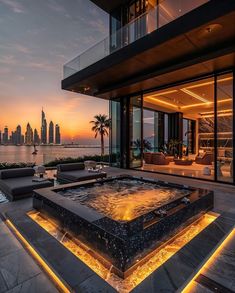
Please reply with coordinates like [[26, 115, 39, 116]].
[[3, 126, 8, 144], [16, 125, 22, 145], [33, 129, 40, 145], [41, 108, 47, 144], [25, 123, 33, 145], [11, 131, 16, 145], [49, 121, 54, 144], [55, 124, 61, 144]]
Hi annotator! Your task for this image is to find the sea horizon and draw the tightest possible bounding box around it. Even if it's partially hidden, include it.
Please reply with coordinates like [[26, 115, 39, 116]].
[[0, 145, 109, 165]]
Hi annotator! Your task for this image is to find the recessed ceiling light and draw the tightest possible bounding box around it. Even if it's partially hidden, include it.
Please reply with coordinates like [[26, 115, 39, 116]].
[[180, 88, 209, 103], [200, 23, 223, 37]]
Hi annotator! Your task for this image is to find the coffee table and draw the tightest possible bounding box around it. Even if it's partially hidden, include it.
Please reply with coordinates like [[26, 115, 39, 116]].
[[174, 158, 193, 166]]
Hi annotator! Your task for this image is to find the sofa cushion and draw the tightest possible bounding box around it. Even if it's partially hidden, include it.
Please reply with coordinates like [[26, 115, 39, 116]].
[[57, 163, 85, 172], [0, 168, 35, 179], [57, 170, 106, 182], [0, 176, 53, 197]]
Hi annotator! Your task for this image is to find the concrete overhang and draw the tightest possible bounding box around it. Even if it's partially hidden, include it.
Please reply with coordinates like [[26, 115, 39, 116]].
[[62, 0, 235, 99], [90, 0, 128, 13]]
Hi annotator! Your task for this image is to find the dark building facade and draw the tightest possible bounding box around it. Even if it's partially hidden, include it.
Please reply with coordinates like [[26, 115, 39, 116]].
[[49, 121, 54, 144], [3, 126, 9, 145], [41, 109, 47, 144], [62, 0, 235, 184], [34, 128, 40, 145], [55, 124, 61, 145]]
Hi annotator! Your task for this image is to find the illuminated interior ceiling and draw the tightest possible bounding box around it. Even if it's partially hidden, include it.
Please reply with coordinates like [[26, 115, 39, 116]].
[[144, 76, 233, 118]]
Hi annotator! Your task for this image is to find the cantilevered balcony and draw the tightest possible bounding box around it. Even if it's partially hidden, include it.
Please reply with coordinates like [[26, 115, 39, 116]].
[[63, 0, 209, 79], [62, 0, 235, 99]]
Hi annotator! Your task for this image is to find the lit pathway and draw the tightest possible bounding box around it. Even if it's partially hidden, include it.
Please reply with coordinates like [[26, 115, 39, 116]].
[[0, 213, 59, 293]]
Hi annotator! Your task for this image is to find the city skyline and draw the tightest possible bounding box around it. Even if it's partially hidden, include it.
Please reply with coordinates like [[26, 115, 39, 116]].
[[0, 108, 61, 145], [0, 0, 109, 144]]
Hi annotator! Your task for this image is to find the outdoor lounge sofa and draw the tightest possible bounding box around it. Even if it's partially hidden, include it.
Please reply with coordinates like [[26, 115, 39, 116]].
[[0, 168, 53, 201], [195, 152, 213, 165], [56, 162, 107, 183]]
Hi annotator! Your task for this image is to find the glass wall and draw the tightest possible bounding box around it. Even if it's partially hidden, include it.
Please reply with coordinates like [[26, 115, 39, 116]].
[[143, 109, 155, 151], [109, 71, 234, 184], [110, 99, 121, 167], [216, 73, 233, 183], [142, 76, 216, 180], [129, 95, 142, 168], [143, 108, 165, 152], [183, 119, 196, 155]]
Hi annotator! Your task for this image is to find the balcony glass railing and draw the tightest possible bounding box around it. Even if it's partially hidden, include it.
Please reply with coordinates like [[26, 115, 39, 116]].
[[63, 0, 209, 79]]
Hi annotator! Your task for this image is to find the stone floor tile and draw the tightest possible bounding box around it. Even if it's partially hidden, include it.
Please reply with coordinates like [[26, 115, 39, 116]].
[[4, 273, 59, 293], [0, 229, 22, 258], [0, 271, 8, 293], [0, 249, 41, 290]]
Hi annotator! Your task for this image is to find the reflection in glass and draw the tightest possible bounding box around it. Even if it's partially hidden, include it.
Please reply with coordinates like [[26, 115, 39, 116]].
[[130, 96, 142, 168], [216, 73, 233, 183], [110, 100, 121, 166]]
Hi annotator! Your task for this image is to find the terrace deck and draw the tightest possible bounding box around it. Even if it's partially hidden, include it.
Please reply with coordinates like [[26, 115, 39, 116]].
[[0, 167, 235, 292]]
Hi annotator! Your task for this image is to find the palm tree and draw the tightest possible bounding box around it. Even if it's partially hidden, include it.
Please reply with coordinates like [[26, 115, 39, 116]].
[[90, 114, 110, 156], [133, 139, 152, 151]]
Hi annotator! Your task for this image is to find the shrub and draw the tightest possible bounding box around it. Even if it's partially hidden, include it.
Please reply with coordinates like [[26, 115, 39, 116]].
[[0, 162, 36, 170], [44, 154, 112, 167]]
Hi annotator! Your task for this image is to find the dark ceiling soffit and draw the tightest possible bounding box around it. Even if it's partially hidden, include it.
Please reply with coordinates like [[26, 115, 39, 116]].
[[62, 0, 235, 90], [90, 0, 128, 13], [95, 42, 235, 97]]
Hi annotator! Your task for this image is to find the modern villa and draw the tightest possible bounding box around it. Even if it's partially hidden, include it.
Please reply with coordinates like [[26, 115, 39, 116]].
[[0, 1, 235, 293], [62, 0, 235, 184]]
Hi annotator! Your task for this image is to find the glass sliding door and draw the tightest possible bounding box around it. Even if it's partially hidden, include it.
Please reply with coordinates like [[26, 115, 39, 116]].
[[216, 73, 233, 183], [110, 99, 121, 167], [129, 95, 143, 168], [143, 109, 155, 151], [183, 118, 196, 155]]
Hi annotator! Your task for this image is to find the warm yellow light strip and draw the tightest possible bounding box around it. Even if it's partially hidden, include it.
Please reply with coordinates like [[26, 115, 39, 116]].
[[146, 97, 179, 109], [182, 228, 235, 292], [201, 113, 232, 118], [28, 211, 217, 293], [185, 77, 233, 90], [180, 88, 209, 103], [200, 109, 232, 115], [6, 219, 70, 293], [151, 89, 178, 97], [181, 98, 232, 109]]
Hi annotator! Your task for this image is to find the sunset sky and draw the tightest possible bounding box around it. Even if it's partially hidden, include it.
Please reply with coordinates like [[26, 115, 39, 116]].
[[0, 0, 109, 144]]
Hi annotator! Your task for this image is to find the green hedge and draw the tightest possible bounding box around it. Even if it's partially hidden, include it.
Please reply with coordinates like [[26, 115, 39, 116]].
[[44, 154, 112, 167], [0, 154, 117, 169], [0, 162, 36, 170]]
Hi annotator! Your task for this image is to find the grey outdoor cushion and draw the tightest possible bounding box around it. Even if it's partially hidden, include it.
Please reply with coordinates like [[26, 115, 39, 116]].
[[57, 163, 85, 172], [0, 168, 35, 179], [0, 176, 53, 200], [57, 170, 106, 183]]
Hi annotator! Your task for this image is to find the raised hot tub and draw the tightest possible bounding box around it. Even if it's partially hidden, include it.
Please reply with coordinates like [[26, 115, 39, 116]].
[[33, 175, 213, 278]]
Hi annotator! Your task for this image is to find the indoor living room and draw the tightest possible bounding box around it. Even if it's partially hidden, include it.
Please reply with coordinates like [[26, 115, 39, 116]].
[[139, 72, 233, 183]]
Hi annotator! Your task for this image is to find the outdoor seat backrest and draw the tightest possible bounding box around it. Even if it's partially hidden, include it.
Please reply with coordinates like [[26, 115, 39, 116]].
[[57, 163, 85, 172], [0, 168, 35, 179]]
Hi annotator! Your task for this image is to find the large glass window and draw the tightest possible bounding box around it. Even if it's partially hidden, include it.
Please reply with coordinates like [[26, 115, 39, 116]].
[[129, 95, 142, 168], [216, 73, 233, 183], [143, 109, 154, 151], [110, 99, 121, 166], [143, 76, 216, 180], [183, 118, 196, 155], [111, 72, 234, 184]]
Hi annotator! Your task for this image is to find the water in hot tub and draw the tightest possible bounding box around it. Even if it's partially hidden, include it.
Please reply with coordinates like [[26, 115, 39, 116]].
[[58, 179, 189, 221]]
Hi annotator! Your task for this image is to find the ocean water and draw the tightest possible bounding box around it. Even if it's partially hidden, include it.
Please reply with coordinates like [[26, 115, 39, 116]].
[[0, 145, 108, 165]]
